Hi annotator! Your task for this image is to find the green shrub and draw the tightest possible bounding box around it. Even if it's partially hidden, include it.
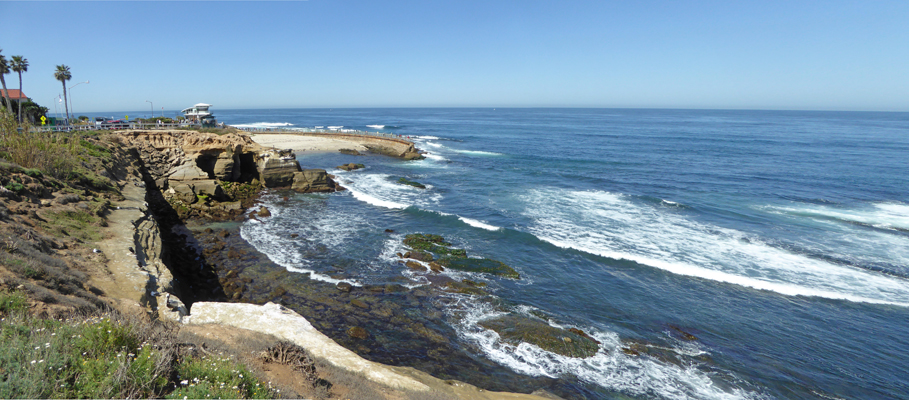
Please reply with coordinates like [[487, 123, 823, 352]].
[[0, 290, 28, 315], [0, 310, 274, 399], [44, 210, 103, 241], [24, 168, 43, 178], [3, 181, 25, 193], [79, 139, 111, 158], [167, 356, 275, 399]]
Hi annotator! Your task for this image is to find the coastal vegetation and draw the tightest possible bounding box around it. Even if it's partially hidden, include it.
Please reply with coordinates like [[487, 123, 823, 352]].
[[9, 55, 27, 123], [0, 290, 277, 399], [0, 49, 12, 113]]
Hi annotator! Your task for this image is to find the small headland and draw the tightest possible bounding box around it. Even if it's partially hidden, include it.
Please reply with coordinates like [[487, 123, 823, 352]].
[[247, 131, 426, 160]]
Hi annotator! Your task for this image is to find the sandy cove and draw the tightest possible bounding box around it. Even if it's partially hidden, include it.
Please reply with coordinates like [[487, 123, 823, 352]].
[[249, 133, 369, 153]]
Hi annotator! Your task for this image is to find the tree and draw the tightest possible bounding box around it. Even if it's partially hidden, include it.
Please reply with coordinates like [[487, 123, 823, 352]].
[[10, 56, 28, 123], [19, 99, 47, 124], [0, 49, 12, 115], [54, 64, 72, 122]]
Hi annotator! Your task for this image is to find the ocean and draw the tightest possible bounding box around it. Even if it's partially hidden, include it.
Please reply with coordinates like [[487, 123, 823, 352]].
[[211, 108, 905, 399]]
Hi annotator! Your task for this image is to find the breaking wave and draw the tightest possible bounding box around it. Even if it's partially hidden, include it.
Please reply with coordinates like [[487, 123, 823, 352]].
[[520, 188, 909, 307]]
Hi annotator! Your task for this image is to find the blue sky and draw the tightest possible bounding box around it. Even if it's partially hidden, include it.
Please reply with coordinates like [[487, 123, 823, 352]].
[[2, 1, 908, 113]]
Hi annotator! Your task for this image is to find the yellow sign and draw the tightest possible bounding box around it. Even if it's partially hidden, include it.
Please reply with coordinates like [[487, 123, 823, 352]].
[[40, 116, 46, 125], [125, 115, 129, 121]]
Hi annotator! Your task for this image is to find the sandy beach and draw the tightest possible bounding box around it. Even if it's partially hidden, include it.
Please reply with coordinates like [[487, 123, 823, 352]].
[[249, 133, 368, 153]]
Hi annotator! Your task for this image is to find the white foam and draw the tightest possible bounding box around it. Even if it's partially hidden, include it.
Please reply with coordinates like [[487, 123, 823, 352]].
[[459, 217, 501, 231], [452, 149, 504, 156], [327, 126, 343, 130], [762, 202, 909, 271], [240, 205, 361, 286], [348, 189, 408, 209], [452, 301, 760, 400], [424, 142, 443, 148], [237, 193, 392, 286], [521, 189, 909, 307], [769, 202, 909, 231], [415, 135, 440, 140], [341, 173, 442, 210], [366, 124, 385, 129], [422, 152, 447, 162], [231, 122, 294, 128]]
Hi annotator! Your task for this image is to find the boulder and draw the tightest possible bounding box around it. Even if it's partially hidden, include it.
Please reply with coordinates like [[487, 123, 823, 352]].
[[402, 151, 425, 161], [338, 148, 362, 156], [292, 169, 338, 193], [404, 261, 424, 271], [347, 326, 369, 340], [257, 151, 300, 188], [428, 262, 444, 273], [404, 250, 433, 262], [213, 152, 239, 181], [168, 162, 209, 181], [398, 177, 426, 189], [190, 179, 223, 198], [337, 163, 365, 171], [478, 314, 600, 358]]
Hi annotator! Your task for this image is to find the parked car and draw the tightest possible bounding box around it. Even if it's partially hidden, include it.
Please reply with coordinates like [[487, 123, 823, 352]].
[[102, 119, 129, 130]]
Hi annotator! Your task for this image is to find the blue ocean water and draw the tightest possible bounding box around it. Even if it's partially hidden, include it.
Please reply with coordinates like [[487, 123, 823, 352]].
[[221, 108, 908, 399]]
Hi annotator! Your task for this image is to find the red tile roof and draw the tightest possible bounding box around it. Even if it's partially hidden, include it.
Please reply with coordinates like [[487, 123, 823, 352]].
[[0, 89, 28, 100]]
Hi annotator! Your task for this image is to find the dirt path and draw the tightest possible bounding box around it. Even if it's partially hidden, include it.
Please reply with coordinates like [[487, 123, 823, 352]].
[[91, 179, 174, 316]]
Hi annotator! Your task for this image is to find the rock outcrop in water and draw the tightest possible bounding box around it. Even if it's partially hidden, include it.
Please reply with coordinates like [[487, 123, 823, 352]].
[[479, 314, 600, 358], [402, 234, 519, 279], [397, 177, 426, 189], [291, 169, 342, 193], [336, 163, 365, 171]]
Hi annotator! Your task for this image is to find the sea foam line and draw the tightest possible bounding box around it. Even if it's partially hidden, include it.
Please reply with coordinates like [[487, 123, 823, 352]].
[[231, 122, 294, 128], [522, 189, 909, 307], [767, 202, 909, 231], [458, 217, 501, 231]]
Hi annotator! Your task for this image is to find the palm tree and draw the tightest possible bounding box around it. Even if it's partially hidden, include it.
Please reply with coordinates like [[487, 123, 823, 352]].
[[0, 49, 12, 115], [54, 64, 72, 123], [10, 56, 28, 123]]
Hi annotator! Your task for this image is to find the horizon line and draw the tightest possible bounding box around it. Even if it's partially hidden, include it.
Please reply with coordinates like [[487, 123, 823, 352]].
[[73, 106, 909, 114]]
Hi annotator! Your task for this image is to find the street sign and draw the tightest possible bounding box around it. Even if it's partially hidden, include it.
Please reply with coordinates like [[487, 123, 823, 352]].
[[40, 115, 46, 125], [125, 115, 129, 121]]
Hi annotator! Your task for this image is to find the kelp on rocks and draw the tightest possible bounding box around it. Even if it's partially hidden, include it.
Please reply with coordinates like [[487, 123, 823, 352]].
[[402, 234, 518, 279], [479, 314, 600, 358]]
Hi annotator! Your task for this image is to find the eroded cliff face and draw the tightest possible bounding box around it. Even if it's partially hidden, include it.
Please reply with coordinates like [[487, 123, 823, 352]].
[[100, 129, 343, 317], [117, 130, 339, 220]]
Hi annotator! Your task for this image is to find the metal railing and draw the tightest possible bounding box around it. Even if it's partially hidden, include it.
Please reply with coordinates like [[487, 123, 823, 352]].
[[234, 126, 409, 140], [32, 122, 203, 133]]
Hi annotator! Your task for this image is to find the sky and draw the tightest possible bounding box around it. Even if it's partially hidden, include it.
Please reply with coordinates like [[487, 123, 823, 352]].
[[2, 1, 908, 113]]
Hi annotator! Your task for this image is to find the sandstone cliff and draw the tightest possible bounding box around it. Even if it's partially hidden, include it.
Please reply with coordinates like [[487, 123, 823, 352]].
[[116, 130, 340, 219]]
